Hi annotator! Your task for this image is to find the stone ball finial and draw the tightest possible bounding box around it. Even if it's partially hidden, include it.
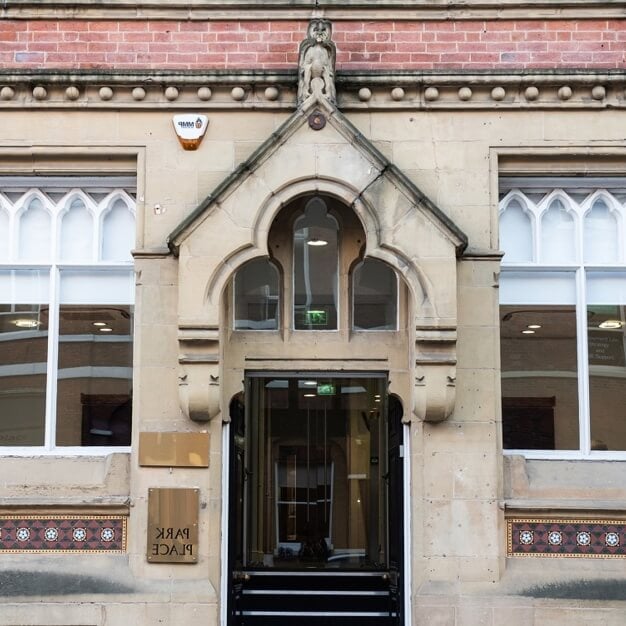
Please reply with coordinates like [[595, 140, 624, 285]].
[[32, 86, 47, 100], [0, 86, 15, 101], [231, 87, 246, 101]]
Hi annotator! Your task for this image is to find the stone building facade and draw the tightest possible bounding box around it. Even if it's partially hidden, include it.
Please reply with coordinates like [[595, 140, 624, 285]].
[[0, 1, 625, 625]]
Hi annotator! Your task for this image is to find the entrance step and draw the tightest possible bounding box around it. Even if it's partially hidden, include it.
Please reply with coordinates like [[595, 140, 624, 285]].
[[234, 571, 399, 626]]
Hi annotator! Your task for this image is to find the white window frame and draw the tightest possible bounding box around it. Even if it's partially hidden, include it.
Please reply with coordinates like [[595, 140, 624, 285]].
[[499, 176, 626, 460], [0, 176, 136, 455]]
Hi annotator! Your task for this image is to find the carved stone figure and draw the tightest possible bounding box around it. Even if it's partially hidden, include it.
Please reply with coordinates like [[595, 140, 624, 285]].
[[297, 19, 337, 105]]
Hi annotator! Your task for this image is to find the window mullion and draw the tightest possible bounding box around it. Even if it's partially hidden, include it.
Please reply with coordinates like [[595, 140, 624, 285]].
[[531, 199, 539, 263], [93, 205, 101, 263], [576, 266, 591, 456], [44, 265, 60, 450]]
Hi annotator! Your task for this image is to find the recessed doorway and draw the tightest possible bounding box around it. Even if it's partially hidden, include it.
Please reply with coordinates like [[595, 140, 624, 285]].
[[227, 373, 404, 625]]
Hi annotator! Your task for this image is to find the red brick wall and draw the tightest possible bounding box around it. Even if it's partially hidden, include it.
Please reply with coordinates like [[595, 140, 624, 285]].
[[0, 20, 623, 70]]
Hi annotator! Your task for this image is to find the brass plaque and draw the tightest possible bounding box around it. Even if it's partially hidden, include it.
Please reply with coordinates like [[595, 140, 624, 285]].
[[139, 432, 209, 467], [147, 488, 199, 563]]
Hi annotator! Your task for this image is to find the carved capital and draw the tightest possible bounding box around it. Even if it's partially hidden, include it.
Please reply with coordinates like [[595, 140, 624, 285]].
[[178, 326, 220, 422], [413, 327, 457, 422]]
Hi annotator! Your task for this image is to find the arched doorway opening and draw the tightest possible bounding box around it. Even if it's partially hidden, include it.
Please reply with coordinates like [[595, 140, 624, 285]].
[[224, 193, 407, 625]]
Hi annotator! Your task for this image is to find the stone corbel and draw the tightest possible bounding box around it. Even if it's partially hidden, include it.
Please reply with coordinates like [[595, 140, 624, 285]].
[[414, 327, 457, 422], [178, 326, 220, 422]]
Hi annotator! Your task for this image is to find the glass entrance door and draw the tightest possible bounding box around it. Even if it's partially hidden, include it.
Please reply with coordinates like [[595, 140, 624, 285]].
[[239, 373, 389, 570]]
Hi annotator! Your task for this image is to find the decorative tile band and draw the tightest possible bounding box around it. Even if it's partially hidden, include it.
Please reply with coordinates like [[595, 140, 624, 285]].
[[508, 518, 626, 558], [0, 516, 126, 553]]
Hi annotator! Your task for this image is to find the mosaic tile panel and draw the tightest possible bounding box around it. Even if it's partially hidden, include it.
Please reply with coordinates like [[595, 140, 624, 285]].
[[508, 518, 626, 558], [0, 515, 126, 553]]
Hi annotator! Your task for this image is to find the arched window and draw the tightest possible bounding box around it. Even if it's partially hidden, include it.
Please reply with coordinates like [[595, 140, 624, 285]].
[[234, 258, 280, 330], [18, 196, 51, 261], [60, 196, 93, 262], [293, 197, 338, 330], [499, 179, 626, 455], [0, 178, 135, 451], [500, 197, 533, 263], [102, 197, 135, 262], [540, 197, 576, 263], [352, 258, 398, 330], [0, 207, 9, 260], [584, 198, 618, 264]]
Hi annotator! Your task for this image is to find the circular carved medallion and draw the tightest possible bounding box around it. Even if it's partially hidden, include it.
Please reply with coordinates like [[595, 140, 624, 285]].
[[308, 111, 326, 130]]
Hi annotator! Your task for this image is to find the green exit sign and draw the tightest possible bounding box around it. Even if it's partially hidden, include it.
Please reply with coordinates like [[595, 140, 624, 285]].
[[305, 310, 327, 326], [317, 383, 336, 396]]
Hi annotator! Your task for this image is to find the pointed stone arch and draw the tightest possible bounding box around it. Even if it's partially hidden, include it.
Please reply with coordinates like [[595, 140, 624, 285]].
[[203, 178, 433, 322], [169, 98, 468, 424]]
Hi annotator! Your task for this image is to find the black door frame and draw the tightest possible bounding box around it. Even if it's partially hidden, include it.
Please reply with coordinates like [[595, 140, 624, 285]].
[[226, 374, 405, 626]]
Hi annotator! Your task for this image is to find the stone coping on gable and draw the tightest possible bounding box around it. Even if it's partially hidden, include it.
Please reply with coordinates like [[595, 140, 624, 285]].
[[0, 69, 624, 110]]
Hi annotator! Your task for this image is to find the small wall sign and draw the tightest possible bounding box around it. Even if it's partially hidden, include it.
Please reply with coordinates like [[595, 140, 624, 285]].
[[147, 488, 199, 563], [172, 114, 209, 150], [138, 432, 210, 468]]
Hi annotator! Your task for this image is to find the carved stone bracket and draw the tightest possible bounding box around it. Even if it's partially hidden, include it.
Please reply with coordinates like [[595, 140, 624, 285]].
[[178, 326, 220, 423], [413, 327, 457, 422]]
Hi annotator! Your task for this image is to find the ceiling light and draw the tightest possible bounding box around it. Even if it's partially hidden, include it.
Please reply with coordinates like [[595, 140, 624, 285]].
[[13, 319, 40, 328], [93, 322, 107, 327], [527, 324, 541, 329], [99, 327, 113, 332], [521, 329, 535, 334], [341, 385, 367, 394], [599, 320, 624, 329], [266, 380, 288, 389], [306, 238, 328, 246], [303, 380, 317, 386], [303, 393, 316, 398]]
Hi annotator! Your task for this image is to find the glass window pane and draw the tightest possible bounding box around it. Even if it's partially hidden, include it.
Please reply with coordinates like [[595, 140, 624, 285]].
[[0, 270, 49, 446], [0, 208, 9, 261], [0, 268, 50, 304], [500, 199, 533, 263], [60, 198, 93, 262], [500, 305, 579, 450], [245, 375, 387, 569], [540, 199, 576, 264], [586, 271, 626, 305], [584, 199, 619, 264], [102, 199, 134, 262], [293, 197, 338, 330], [234, 259, 280, 330], [353, 259, 397, 330], [586, 272, 626, 451], [60, 270, 134, 305], [499, 271, 576, 305], [18, 197, 51, 261], [55, 304, 133, 447]]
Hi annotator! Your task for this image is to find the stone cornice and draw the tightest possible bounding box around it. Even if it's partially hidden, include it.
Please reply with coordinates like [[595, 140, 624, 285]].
[[2, 0, 626, 20], [0, 69, 624, 111]]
